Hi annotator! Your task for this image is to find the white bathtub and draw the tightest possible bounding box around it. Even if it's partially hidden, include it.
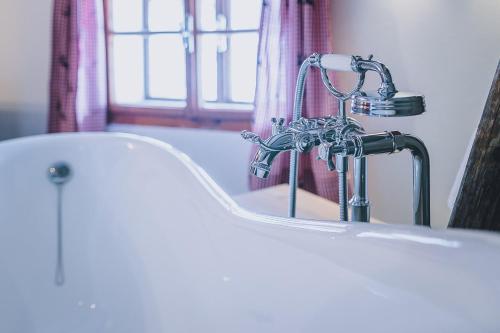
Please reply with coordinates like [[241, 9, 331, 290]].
[[0, 133, 499, 333]]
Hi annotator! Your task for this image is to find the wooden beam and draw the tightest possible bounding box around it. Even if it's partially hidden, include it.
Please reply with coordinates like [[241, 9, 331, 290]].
[[449, 60, 500, 231]]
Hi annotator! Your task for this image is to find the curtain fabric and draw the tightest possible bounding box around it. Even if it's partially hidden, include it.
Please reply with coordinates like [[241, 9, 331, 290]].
[[250, 0, 340, 202], [48, 0, 107, 133]]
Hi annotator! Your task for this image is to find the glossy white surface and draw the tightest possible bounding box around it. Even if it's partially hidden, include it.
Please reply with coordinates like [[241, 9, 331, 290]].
[[233, 184, 385, 223], [0, 133, 499, 333]]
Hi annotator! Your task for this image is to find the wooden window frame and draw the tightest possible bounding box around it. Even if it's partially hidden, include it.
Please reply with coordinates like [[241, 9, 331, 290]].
[[104, 0, 257, 131]]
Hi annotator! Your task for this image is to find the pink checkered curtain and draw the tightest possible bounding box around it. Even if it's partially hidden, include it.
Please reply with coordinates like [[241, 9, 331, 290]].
[[250, 0, 340, 202], [48, 0, 107, 133]]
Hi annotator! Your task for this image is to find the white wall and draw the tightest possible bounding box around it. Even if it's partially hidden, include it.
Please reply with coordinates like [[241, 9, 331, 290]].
[[0, 0, 52, 139], [330, 0, 500, 228]]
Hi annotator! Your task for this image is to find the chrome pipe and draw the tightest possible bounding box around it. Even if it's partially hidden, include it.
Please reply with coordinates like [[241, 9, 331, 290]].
[[288, 150, 299, 217], [351, 157, 370, 222], [336, 154, 349, 221], [336, 100, 349, 221], [346, 131, 430, 227], [396, 135, 431, 227]]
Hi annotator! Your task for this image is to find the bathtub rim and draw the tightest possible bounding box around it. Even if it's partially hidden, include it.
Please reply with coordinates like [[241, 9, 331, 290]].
[[1, 131, 499, 244]]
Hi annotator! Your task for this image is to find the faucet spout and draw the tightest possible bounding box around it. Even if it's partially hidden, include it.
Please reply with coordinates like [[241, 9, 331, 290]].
[[244, 130, 296, 179], [250, 149, 277, 178]]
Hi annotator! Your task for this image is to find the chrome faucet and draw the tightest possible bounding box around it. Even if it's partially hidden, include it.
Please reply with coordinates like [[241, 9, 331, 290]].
[[242, 53, 431, 227], [242, 116, 363, 178]]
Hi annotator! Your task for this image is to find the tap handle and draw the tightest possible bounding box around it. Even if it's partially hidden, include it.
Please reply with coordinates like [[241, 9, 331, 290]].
[[241, 130, 262, 144], [319, 54, 356, 72], [241, 130, 286, 152], [271, 117, 285, 135], [271, 117, 285, 125], [318, 144, 336, 171]]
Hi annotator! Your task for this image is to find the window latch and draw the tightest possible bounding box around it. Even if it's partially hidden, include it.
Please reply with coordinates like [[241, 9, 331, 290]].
[[182, 14, 194, 53], [216, 14, 228, 53]]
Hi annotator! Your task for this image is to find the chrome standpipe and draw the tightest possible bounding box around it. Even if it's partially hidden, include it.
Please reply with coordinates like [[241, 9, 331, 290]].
[[351, 157, 369, 222], [339, 131, 430, 226], [336, 100, 350, 221], [288, 148, 299, 217], [401, 136, 430, 226]]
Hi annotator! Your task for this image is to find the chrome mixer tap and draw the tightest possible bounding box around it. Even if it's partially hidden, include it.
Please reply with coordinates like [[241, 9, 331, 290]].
[[242, 116, 364, 178], [242, 53, 430, 227]]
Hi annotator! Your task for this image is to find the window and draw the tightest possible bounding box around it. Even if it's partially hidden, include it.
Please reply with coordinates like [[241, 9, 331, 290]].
[[105, 0, 263, 130]]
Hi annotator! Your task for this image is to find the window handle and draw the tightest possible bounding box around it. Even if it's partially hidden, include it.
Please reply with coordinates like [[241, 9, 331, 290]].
[[182, 14, 194, 53], [216, 14, 228, 53], [216, 14, 227, 30]]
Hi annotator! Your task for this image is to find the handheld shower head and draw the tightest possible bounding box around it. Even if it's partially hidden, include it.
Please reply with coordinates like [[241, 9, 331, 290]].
[[351, 91, 426, 117]]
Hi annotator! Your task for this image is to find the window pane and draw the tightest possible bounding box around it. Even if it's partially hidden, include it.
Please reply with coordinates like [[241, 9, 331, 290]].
[[110, 0, 143, 32], [229, 33, 259, 103], [111, 36, 144, 103], [229, 0, 262, 30], [149, 0, 184, 31], [149, 34, 187, 100], [198, 35, 219, 102], [197, 0, 217, 31]]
